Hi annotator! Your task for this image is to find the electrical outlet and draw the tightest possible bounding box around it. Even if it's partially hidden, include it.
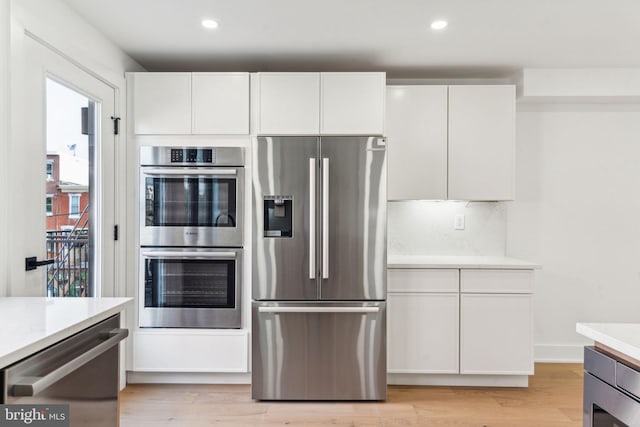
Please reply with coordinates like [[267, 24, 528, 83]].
[[454, 214, 465, 230]]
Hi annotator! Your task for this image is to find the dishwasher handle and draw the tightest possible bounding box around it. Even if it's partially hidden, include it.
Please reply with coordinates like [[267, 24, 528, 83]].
[[11, 328, 129, 397]]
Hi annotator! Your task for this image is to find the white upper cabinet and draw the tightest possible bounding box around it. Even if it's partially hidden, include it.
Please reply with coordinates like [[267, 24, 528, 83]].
[[192, 73, 250, 134], [320, 72, 385, 135], [386, 86, 448, 200], [133, 73, 191, 134], [132, 72, 250, 135], [257, 72, 320, 135], [256, 72, 385, 135], [385, 84, 515, 201], [448, 85, 516, 201]]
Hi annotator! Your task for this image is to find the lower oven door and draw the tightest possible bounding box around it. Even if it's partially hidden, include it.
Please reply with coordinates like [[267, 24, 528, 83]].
[[139, 248, 241, 328], [584, 373, 640, 427]]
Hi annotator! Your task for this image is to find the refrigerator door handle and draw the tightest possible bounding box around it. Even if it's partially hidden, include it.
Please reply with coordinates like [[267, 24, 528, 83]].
[[322, 158, 329, 279], [309, 158, 316, 279], [258, 306, 379, 314]]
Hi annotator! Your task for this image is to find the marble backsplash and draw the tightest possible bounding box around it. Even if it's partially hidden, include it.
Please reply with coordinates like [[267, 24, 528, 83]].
[[387, 201, 506, 256]]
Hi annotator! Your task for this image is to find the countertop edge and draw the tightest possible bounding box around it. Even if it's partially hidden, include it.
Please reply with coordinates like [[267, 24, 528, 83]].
[[387, 256, 541, 270], [0, 298, 133, 368], [576, 323, 640, 362]]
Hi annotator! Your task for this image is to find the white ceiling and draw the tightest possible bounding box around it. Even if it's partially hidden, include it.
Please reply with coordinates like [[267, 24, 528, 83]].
[[63, 0, 640, 78]]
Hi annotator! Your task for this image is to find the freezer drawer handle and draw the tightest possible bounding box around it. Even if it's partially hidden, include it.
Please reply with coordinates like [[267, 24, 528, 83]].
[[258, 307, 379, 314], [11, 328, 129, 397], [143, 168, 237, 176]]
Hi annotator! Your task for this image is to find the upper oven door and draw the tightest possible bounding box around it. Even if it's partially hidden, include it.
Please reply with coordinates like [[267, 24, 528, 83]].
[[140, 166, 244, 247]]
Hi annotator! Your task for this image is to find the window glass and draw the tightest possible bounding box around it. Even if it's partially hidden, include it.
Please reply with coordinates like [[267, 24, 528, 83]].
[[69, 194, 80, 217], [45, 195, 53, 215], [46, 160, 54, 180]]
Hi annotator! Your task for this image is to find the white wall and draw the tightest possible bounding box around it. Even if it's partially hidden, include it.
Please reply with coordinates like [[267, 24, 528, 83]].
[[0, 0, 10, 296], [1, 0, 143, 297], [388, 201, 506, 256], [507, 103, 640, 361]]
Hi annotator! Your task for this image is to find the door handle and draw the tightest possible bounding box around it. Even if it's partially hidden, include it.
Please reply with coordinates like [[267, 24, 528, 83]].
[[309, 158, 316, 279], [322, 158, 329, 279], [25, 257, 54, 271]]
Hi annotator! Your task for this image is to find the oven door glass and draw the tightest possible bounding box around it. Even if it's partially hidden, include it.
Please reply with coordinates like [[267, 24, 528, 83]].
[[144, 258, 235, 308], [593, 405, 628, 427], [145, 176, 237, 227]]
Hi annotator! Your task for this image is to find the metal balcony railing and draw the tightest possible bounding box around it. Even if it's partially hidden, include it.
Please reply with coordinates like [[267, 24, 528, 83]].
[[46, 205, 90, 297]]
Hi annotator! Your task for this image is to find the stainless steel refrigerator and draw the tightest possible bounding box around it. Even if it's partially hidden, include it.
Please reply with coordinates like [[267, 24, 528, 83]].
[[252, 136, 386, 401]]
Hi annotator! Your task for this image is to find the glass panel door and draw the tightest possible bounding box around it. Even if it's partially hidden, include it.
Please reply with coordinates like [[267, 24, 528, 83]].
[[13, 36, 116, 297]]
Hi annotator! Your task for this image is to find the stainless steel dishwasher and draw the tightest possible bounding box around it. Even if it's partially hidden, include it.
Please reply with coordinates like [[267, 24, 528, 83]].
[[1, 314, 128, 427]]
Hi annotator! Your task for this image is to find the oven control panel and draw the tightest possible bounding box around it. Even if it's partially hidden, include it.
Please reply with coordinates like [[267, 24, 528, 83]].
[[170, 148, 214, 164]]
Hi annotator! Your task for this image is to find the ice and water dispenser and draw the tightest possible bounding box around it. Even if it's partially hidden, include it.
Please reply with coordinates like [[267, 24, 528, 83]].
[[263, 196, 292, 238]]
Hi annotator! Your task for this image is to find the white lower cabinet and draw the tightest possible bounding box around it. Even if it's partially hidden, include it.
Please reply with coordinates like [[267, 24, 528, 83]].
[[133, 329, 249, 372], [388, 293, 459, 373], [460, 293, 533, 375], [388, 267, 534, 384]]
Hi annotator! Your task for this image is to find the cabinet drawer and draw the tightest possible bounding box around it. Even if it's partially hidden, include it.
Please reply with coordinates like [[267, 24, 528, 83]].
[[460, 269, 532, 293], [388, 269, 458, 293], [133, 330, 248, 372]]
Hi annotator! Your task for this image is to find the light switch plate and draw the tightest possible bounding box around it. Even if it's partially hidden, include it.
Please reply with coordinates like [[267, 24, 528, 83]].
[[454, 214, 465, 230]]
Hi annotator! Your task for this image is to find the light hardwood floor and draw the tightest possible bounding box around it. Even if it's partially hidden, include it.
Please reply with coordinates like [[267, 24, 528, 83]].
[[120, 363, 583, 426]]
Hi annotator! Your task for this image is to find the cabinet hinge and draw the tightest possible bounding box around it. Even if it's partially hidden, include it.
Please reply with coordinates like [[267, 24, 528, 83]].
[[110, 116, 121, 135], [114, 225, 119, 241]]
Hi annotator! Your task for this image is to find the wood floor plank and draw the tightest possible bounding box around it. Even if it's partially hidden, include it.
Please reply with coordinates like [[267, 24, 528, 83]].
[[120, 363, 583, 426]]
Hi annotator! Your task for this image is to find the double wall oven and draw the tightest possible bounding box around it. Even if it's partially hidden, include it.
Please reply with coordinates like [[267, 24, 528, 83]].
[[139, 146, 244, 328]]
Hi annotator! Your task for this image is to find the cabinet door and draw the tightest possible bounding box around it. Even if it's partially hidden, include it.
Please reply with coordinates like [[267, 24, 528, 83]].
[[321, 72, 385, 135], [388, 293, 459, 374], [192, 73, 249, 134], [386, 86, 447, 200], [448, 85, 515, 201], [460, 293, 533, 375], [257, 72, 320, 134], [133, 73, 191, 134]]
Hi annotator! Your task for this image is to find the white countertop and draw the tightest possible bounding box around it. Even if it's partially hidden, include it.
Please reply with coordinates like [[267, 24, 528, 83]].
[[387, 255, 541, 269], [576, 323, 640, 362], [0, 297, 133, 368]]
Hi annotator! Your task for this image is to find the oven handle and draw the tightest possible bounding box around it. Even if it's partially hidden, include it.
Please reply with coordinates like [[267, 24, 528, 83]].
[[141, 251, 237, 259], [142, 168, 237, 176]]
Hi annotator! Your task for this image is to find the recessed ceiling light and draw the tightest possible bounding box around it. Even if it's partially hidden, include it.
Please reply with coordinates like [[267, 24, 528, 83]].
[[430, 20, 448, 30], [201, 19, 219, 29]]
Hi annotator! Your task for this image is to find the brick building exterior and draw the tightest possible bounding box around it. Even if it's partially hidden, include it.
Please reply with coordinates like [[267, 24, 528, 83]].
[[46, 153, 89, 231]]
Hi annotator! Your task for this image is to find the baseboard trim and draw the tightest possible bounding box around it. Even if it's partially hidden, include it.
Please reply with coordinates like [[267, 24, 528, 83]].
[[127, 371, 251, 384], [388, 373, 529, 387], [535, 344, 585, 363]]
